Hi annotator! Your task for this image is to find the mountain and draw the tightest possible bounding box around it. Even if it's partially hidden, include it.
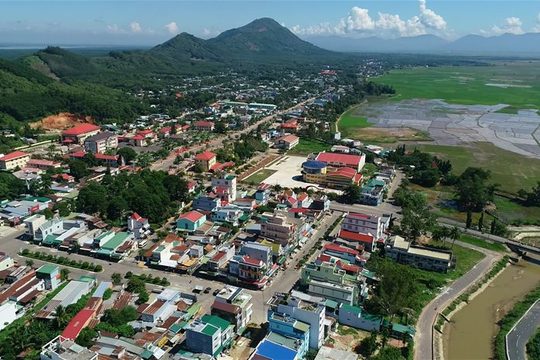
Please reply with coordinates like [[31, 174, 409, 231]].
[[307, 34, 449, 53], [151, 18, 330, 62], [306, 32, 540, 55]]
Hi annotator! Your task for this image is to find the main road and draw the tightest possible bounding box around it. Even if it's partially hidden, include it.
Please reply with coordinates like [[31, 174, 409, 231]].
[[414, 241, 503, 360], [151, 96, 319, 172], [506, 299, 540, 360]]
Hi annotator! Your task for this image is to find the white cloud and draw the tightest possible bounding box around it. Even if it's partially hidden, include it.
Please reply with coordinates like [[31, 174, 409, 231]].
[[130, 21, 142, 33], [165, 21, 179, 35], [490, 17, 523, 35], [106, 24, 126, 34], [291, 0, 448, 39], [531, 13, 540, 33], [418, 0, 446, 30]]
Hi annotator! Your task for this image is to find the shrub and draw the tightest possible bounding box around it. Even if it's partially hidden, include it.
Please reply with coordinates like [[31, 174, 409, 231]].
[[94, 265, 103, 272]]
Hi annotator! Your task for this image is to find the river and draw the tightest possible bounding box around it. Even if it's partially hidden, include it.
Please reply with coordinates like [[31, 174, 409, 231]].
[[445, 255, 540, 360]]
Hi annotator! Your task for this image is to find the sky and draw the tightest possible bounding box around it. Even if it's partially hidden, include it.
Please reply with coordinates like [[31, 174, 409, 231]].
[[1, 0, 540, 46]]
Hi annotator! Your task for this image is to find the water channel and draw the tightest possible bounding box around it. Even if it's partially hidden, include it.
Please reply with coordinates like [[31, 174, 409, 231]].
[[446, 254, 540, 360]]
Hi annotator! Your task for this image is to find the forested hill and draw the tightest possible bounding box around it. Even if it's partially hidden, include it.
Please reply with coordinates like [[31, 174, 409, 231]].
[[0, 56, 148, 130]]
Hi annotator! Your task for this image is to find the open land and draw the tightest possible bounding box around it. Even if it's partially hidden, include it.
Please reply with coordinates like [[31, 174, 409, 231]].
[[286, 138, 330, 156]]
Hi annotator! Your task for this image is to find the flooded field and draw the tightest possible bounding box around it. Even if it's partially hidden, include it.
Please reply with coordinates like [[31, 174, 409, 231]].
[[445, 255, 540, 360]]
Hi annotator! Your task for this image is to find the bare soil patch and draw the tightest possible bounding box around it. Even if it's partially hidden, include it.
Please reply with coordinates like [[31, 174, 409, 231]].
[[349, 127, 430, 143], [30, 113, 96, 131]]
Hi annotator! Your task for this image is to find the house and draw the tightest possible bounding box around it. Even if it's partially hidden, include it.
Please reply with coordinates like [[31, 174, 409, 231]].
[[268, 292, 326, 349], [187, 181, 197, 193], [177, 211, 207, 232], [323, 243, 362, 265], [212, 285, 253, 334], [193, 195, 221, 212], [84, 132, 118, 154], [338, 303, 382, 332], [127, 212, 150, 239], [95, 232, 135, 259], [140, 291, 179, 325], [267, 311, 310, 359], [360, 183, 385, 206], [0, 252, 14, 271], [36, 265, 61, 290], [41, 336, 98, 360], [240, 242, 273, 269], [256, 183, 272, 205], [61, 309, 96, 340], [208, 245, 235, 272], [260, 211, 297, 248], [385, 235, 454, 273], [27, 159, 61, 170], [194, 121, 215, 131], [232, 198, 256, 212], [0, 151, 30, 170], [0, 302, 21, 331], [276, 135, 300, 150], [194, 151, 217, 171], [342, 212, 390, 241], [36, 280, 91, 319], [61, 124, 100, 145], [24, 214, 47, 239], [34, 217, 87, 246], [338, 229, 376, 252], [315, 152, 365, 172], [211, 205, 242, 226], [186, 316, 232, 358], [229, 255, 268, 288], [249, 337, 300, 360], [211, 174, 237, 201]]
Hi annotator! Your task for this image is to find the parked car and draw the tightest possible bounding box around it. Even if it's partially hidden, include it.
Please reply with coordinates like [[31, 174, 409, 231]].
[[213, 289, 220, 296], [204, 287, 211, 294]]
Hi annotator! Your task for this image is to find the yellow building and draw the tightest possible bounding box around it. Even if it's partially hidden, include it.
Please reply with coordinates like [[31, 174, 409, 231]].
[[0, 151, 30, 170], [195, 151, 217, 171]]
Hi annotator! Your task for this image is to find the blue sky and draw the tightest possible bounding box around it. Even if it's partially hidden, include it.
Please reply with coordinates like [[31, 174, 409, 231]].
[[1, 1, 539, 46]]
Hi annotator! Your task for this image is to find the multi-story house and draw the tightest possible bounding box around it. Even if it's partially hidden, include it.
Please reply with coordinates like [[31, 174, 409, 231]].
[[84, 132, 118, 154], [193, 121, 215, 131], [268, 291, 326, 349], [212, 285, 253, 334], [127, 212, 150, 239], [0, 151, 30, 170], [211, 174, 237, 201], [267, 311, 310, 359], [385, 235, 454, 273], [260, 211, 297, 249], [41, 336, 98, 360], [211, 205, 242, 226], [177, 211, 207, 232], [240, 242, 273, 269], [341, 212, 390, 240], [61, 124, 100, 145], [194, 151, 217, 171], [193, 195, 221, 212]]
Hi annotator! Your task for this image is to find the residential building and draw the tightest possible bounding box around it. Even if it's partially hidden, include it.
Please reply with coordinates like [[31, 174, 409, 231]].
[[95, 232, 135, 259], [342, 212, 390, 241], [186, 316, 231, 358], [310, 194, 330, 213], [315, 152, 365, 172], [268, 311, 310, 359], [268, 292, 326, 349], [385, 235, 454, 273], [27, 159, 61, 170], [36, 265, 61, 290], [194, 121, 215, 131], [211, 174, 237, 201], [323, 243, 362, 265], [301, 260, 360, 306], [208, 245, 235, 272], [212, 285, 253, 334], [211, 205, 242, 226], [249, 337, 300, 360], [201, 315, 234, 353], [360, 185, 384, 206], [256, 183, 272, 205], [40, 336, 98, 360], [61, 124, 100, 145], [127, 212, 150, 239], [240, 242, 273, 269], [177, 211, 207, 232], [232, 198, 256, 212], [0, 151, 30, 170], [34, 217, 87, 246], [0, 252, 14, 271], [24, 214, 46, 239], [260, 211, 297, 248], [337, 230, 376, 252], [83, 132, 118, 154], [193, 195, 221, 212], [0, 301, 21, 331], [338, 303, 382, 332], [229, 255, 269, 288], [276, 134, 300, 150], [140, 290, 179, 325], [36, 280, 91, 319], [194, 151, 217, 171], [61, 309, 96, 340]]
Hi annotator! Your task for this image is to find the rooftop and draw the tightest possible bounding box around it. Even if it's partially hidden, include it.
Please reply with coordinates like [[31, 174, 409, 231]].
[[0, 151, 28, 162], [316, 152, 363, 166], [62, 124, 100, 136], [194, 151, 216, 161]]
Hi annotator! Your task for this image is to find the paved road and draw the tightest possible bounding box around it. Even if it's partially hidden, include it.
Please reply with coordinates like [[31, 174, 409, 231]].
[[151, 97, 318, 172], [0, 211, 339, 325], [414, 241, 503, 360], [507, 299, 540, 360]]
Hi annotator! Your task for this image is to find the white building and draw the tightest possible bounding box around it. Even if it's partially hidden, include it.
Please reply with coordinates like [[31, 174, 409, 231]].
[[386, 235, 453, 273], [24, 214, 47, 239], [341, 212, 390, 240], [211, 174, 237, 201], [127, 212, 150, 239], [41, 336, 98, 360], [211, 205, 243, 226], [0, 301, 21, 331]]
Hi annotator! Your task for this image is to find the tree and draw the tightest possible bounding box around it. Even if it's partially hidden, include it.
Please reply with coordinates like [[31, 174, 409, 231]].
[[53, 305, 70, 329], [53, 201, 71, 217], [448, 226, 461, 249], [341, 185, 362, 204], [111, 272, 123, 285], [355, 330, 379, 357], [412, 168, 441, 187], [43, 208, 54, 219], [126, 276, 146, 293], [431, 227, 449, 247], [75, 327, 97, 347], [136, 289, 149, 305], [400, 192, 437, 244], [69, 159, 89, 180], [60, 268, 70, 281], [25, 259, 34, 268], [107, 196, 128, 220], [454, 167, 496, 228], [117, 147, 137, 164]]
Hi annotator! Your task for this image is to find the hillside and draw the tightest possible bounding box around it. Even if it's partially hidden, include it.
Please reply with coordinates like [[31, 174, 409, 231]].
[[0, 57, 147, 129]]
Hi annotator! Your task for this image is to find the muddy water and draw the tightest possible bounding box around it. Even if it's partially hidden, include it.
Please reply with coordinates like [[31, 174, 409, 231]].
[[446, 256, 540, 360]]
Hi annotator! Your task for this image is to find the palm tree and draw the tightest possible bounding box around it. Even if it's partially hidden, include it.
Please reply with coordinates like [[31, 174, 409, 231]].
[[432, 228, 449, 248], [25, 259, 34, 268], [449, 226, 461, 250], [60, 268, 70, 281], [53, 305, 69, 329]]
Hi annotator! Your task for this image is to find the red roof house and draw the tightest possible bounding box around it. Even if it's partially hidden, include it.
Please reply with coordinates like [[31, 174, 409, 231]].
[[315, 152, 365, 171]]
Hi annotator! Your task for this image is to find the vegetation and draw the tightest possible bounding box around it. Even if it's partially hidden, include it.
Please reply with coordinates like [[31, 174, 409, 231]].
[[244, 169, 276, 185], [457, 234, 507, 252], [527, 328, 540, 360], [493, 282, 540, 360], [454, 167, 497, 228], [77, 169, 188, 224], [373, 64, 540, 109], [0, 173, 26, 200], [20, 249, 102, 272], [286, 138, 330, 156]]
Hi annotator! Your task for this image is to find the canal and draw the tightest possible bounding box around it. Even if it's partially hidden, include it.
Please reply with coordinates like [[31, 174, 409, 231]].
[[445, 255, 540, 360]]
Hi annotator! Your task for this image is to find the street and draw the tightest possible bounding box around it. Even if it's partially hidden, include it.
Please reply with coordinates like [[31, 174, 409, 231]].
[[0, 210, 340, 325], [506, 299, 540, 360], [414, 241, 503, 360]]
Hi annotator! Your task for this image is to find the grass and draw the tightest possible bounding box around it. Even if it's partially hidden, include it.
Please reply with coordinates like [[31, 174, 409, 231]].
[[458, 234, 507, 252], [495, 106, 520, 114], [492, 196, 540, 225], [337, 324, 359, 336], [287, 138, 330, 156], [414, 142, 540, 193], [244, 169, 277, 184], [373, 63, 540, 109], [339, 105, 372, 130]]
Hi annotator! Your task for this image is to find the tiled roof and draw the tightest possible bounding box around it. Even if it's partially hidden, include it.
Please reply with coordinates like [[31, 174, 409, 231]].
[[279, 134, 299, 143], [324, 243, 359, 255], [194, 121, 214, 127], [0, 151, 28, 161], [195, 151, 216, 161], [62, 124, 100, 136], [316, 152, 363, 166], [339, 229, 374, 243], [179, 211, 204, 223]]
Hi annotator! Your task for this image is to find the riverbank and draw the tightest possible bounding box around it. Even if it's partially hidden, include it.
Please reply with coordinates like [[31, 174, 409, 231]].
[[444, 254, 540, 359], [434, 256, 510, 359]]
